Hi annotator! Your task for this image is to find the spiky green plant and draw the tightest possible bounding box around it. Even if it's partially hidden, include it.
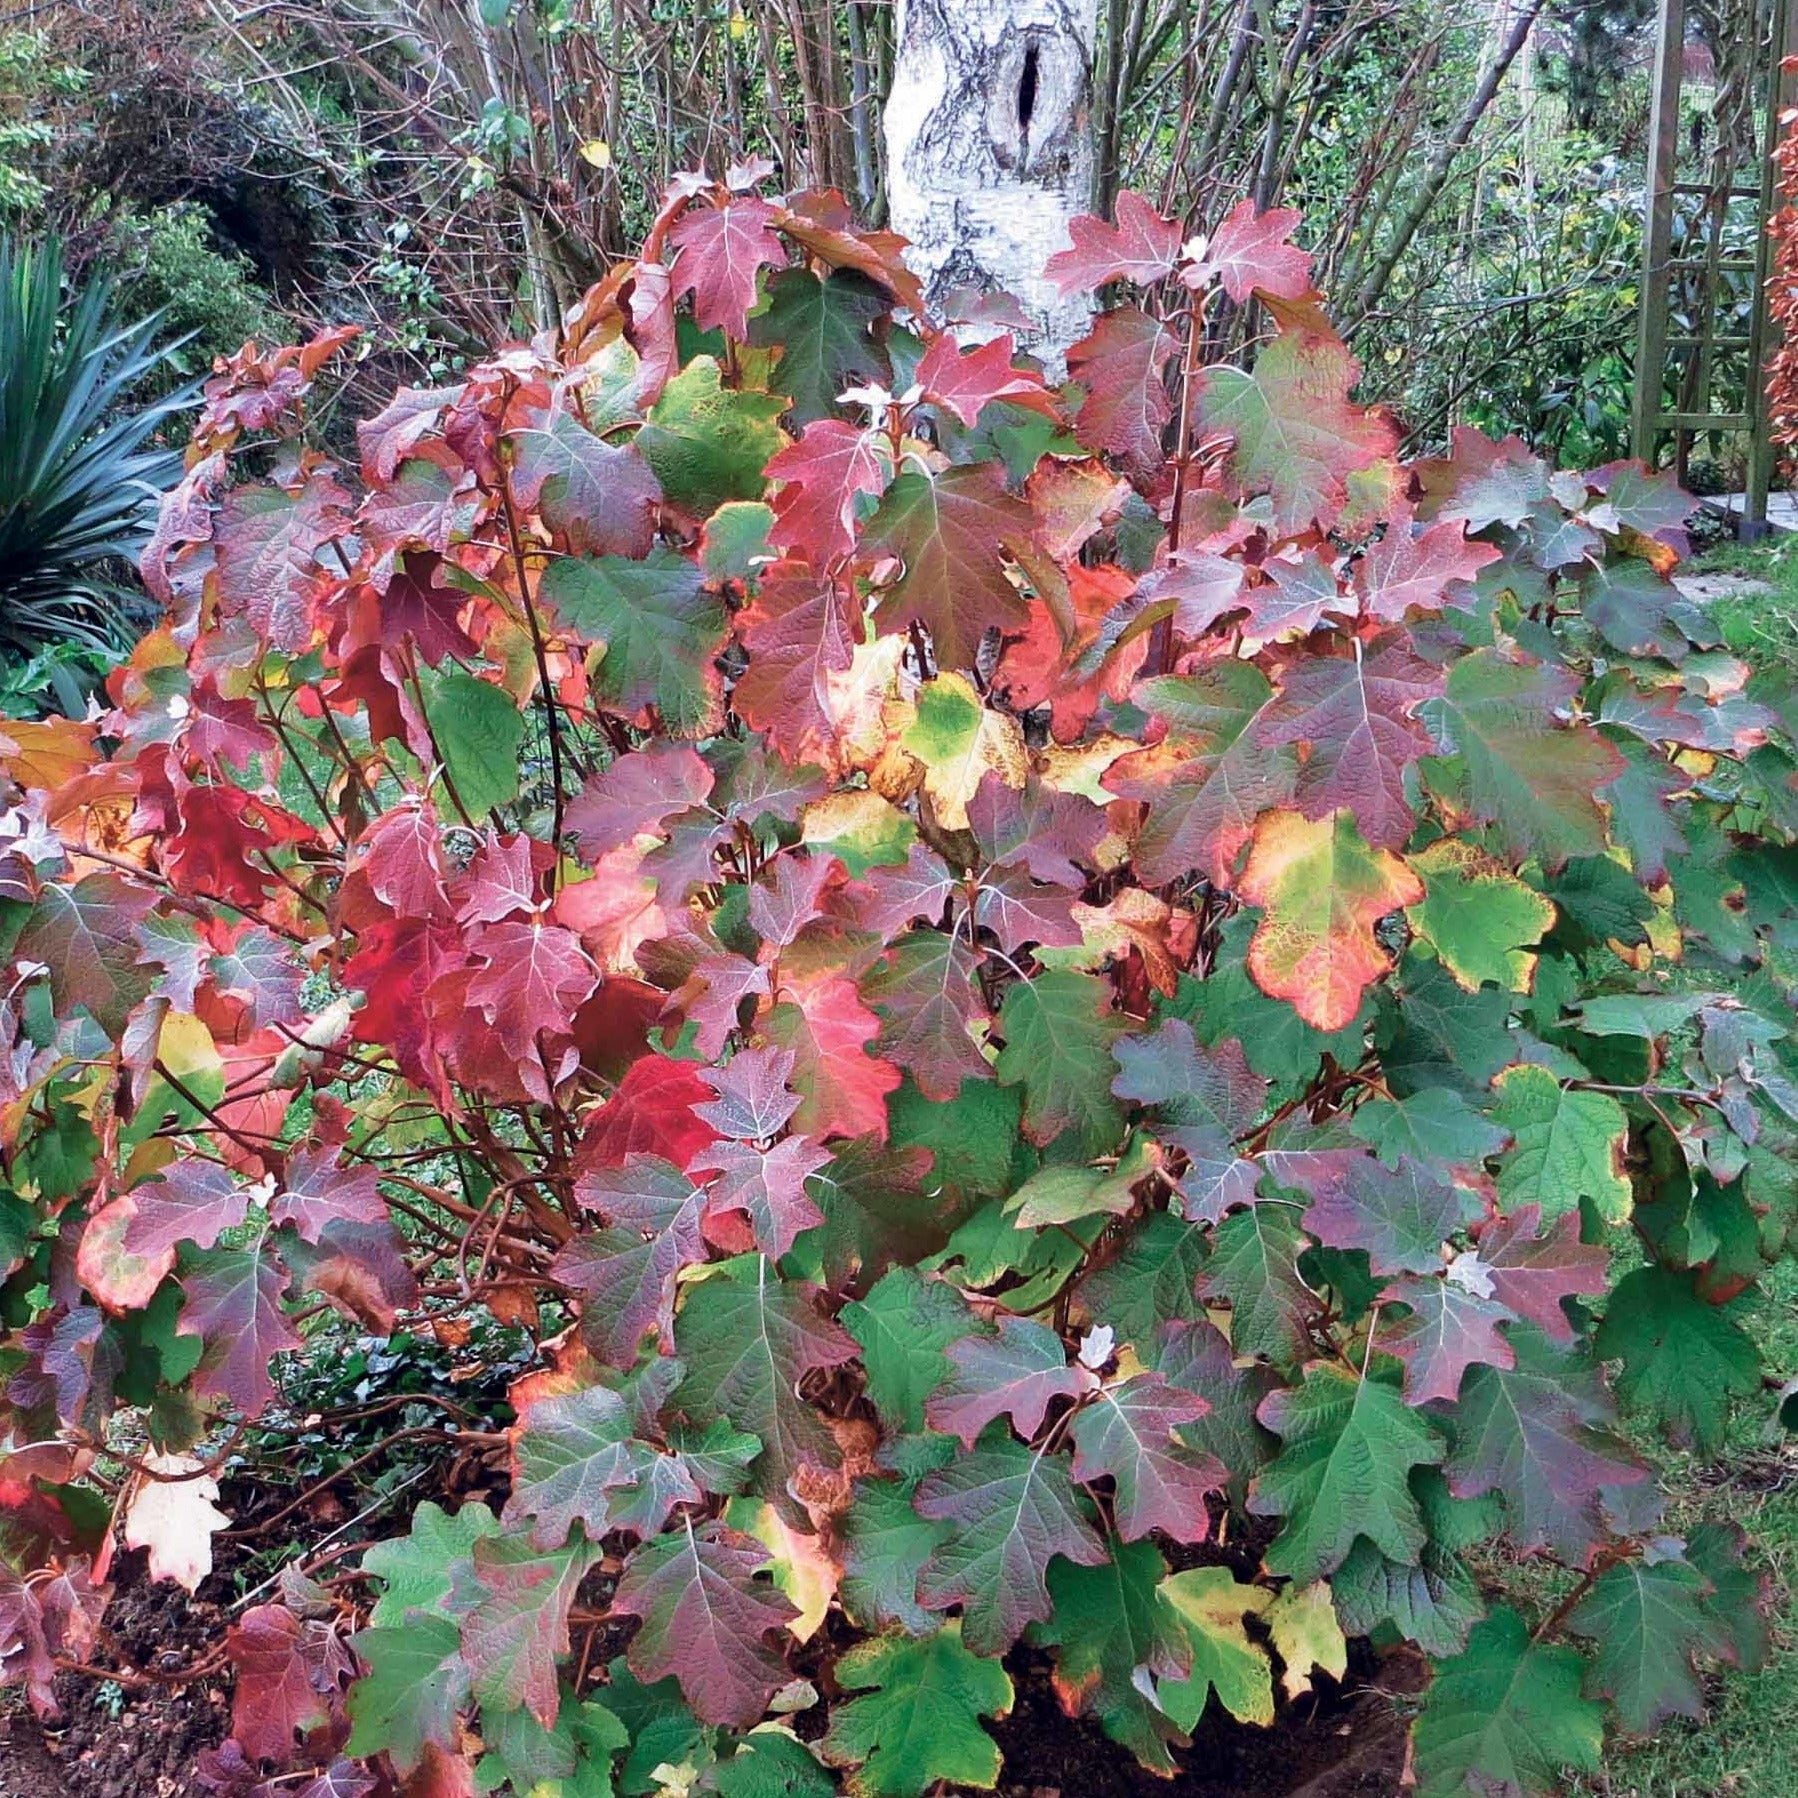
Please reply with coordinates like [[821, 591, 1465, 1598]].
[[0, 233, 191, 667]]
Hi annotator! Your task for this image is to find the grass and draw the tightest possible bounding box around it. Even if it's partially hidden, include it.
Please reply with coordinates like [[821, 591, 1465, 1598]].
[[1688, 534, 1798, 667]]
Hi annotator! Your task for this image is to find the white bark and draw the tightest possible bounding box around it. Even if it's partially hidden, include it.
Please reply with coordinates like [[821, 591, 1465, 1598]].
[[883, 0, 1099, 374]]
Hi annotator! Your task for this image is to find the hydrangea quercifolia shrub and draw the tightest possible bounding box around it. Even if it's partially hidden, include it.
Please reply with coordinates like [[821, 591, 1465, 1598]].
[[1, 167, 1796, 1797]]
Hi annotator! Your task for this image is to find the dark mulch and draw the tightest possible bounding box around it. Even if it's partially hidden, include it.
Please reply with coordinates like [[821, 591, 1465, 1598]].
[[985, 1639, 1419, 1798], [0, 1495, 1418, 1798]]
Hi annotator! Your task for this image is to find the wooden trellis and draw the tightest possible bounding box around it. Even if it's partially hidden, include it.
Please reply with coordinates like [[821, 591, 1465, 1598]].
[[1632, 0, 1798, 536]]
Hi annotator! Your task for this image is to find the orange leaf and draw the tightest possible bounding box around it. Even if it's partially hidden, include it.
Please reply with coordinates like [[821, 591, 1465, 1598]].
[[1237, 810, 1423, 1031]]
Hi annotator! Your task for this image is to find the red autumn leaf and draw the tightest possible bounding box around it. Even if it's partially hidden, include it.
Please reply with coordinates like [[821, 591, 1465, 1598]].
[[915, 332, 1062, 427], [669, 195, 787, 338], [925, 1316, 1094, 1448], [1356, 518, 1502, 622], [1185, 199, 1313, 303], [967, 776, 1106, 890], [1256, 634, 1443, 850], [693, 1044, 803, 1140], [465, 920, 600, 1056], [775, 189, 925, 312], [177, 1241, 302, 1418], [581, 1055, 719, 1172], [357, 804, 451, 921], [224, 1602, 354, 1765], [765, 974, 901, 1142], [989, 559, 1143, 743], [732, 563, 859, 767], [764, 421, 891, 565], [451, 832, 540, 927], [1473, 1205, 1610, 1343], [358, 383, 464, 484], [1069, 1372, 1224, 1541], [1378, 1274, 1519, 1405], [507, 405, 661, 558], [970, 863, 1082, 955], [284, 1217, 419, 1334], [694, 1135, 830, 1258], [341, 918, 463, 1090], [565, 743, 716, 857], [747, 852, 839, 950], [612, 1520, 797, 1728], [860, 928, 992, 1100], [273, 1147, 387, 1243], [1045, 189, 1184, 295], [669, 951, 772, 1059], [860, 462, 1037, 671], [563, 1156, 709, 1362], [1066, 306, 1178, 474], [212, 474, 351, 653], [123, 1160, 250, 1260]]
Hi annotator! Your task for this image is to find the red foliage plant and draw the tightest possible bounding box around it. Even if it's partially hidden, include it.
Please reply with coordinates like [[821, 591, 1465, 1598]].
[[1, 165, 1794, 1798], [1768, 64, 1798, 454]]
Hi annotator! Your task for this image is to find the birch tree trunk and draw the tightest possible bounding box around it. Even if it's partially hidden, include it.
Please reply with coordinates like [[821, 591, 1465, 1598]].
[[883, 0, 1099, 373]]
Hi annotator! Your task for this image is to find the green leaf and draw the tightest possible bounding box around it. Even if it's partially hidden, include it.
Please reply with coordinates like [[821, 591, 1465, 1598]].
[[1332, 1469, 1495, 1657], [419, 666, 525, 818], [1199, 1202, 1313, 1364], [1419, 650, 1620, 867], [749, 267, 890, 424], [1249, 1363, 1445, 1584], [1491, 1064, 1631, 1224], [1411, 1606, 1604, 1798], [1566, 1556, 1715, 1732], [1379, 949, 1517, 1098], [1594, 1264, 1760, 1455], [1350, 1089, 1511, 1173], [887, 1075, 1022, 1202], [476, 1693, 630, 1798], [540, 548, 729, 736], [1192, 326, 1394, 532], [346, 1614, 471, 1775], [995, 969, 1127, 1156], [638, 356, 786, 518], [841, 1266, 975, 1434], [361, 1499, 501, 1626], [1034, 1540, 1193, 1772], [712, 1730, 835, 1798], [672, 1254, 859, 1503], [1404, 838, 1557, 993], [1172, 913, 1364, 1092], [1155, 1566, 1275, 1728], [821, 1624, 1013, 1798], [1077, 1210, 1209, 1348], [839, 1435, 956, 1634]]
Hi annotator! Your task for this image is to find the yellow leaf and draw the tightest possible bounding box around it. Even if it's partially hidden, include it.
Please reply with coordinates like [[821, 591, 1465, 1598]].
[[122, 1452, 230, 1592], [900, 672, 1026, 830], [729, 1499, 839, 1642], [578, 138, 612, 169], [1265, 1581, 1347, 1699], [1069, 887, 1195, 995]]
